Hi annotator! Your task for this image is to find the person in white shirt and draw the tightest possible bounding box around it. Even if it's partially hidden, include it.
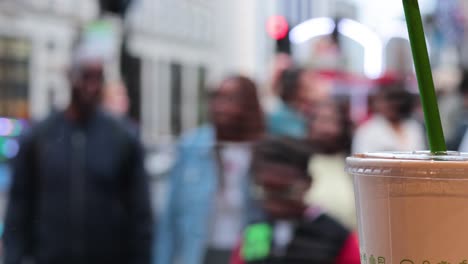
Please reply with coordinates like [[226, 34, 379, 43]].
[[352, 79, 426, 154]]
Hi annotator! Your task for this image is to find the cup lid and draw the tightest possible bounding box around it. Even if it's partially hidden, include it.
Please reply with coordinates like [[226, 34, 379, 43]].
[[352, 151, 468, 161], [346, 151, 468, 179]]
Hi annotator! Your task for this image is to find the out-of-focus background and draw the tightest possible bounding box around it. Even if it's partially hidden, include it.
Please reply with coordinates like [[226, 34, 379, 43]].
[[0, 0, 449, 134], [1, 0, 468, 262]]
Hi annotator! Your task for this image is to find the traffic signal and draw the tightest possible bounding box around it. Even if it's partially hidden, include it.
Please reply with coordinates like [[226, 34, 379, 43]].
[[266, 16, 291, 54]]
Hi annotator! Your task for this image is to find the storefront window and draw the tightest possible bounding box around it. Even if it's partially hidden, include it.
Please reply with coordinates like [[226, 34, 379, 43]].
[[0, 37, 31, 119]]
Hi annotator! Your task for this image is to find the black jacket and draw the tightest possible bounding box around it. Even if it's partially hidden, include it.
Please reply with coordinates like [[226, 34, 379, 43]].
[[4, 111, 153, 264], [244, 214, 350, 264]]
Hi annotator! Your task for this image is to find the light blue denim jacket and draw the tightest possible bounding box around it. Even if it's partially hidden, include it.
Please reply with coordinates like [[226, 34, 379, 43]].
[[267, 102, 307, 139], [154, 125, 261, 264]]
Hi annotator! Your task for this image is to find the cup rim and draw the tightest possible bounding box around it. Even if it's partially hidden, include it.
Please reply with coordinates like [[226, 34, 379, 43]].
[[346, 151, 468, 179], [351, 151, 468, 161]]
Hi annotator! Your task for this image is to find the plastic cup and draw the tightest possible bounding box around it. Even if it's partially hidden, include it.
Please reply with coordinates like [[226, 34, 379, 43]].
[[346, 152, 468, 264]]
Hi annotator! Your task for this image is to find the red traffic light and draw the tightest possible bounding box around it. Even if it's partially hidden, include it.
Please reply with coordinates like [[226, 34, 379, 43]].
[[266, 16, 289, 40]]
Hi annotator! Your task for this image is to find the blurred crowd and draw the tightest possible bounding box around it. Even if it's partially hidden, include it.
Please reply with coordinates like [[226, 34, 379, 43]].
[[4, 38, 468, 264]]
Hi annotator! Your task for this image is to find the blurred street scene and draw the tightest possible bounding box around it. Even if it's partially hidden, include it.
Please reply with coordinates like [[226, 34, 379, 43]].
[[0, 0, 467, 263]]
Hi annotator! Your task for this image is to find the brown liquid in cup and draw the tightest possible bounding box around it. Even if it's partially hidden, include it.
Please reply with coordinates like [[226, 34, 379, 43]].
[[348, 154, 468, 264]]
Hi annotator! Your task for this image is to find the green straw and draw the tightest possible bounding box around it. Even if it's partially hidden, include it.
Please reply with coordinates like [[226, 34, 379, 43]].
[[402, 0, 446, 153]]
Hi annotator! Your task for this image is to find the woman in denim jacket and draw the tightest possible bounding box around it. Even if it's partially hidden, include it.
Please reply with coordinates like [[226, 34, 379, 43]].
[[155, 76, 265, 264]]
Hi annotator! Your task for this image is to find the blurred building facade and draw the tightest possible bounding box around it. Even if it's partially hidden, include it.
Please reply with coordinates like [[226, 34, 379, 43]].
[[279, 0, 357, 26], [1, 0, 464, 149], [125, 0, 277, 147], [0, 0, 280, 149], [0, 0, 99, 120]]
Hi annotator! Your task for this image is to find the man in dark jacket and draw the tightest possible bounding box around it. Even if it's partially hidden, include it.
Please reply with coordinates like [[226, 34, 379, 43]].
[[3, 52, 153, 264]]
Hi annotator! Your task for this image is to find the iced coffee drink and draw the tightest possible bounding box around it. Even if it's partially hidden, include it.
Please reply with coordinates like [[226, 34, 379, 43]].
[[347, 152, 468, 264]]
